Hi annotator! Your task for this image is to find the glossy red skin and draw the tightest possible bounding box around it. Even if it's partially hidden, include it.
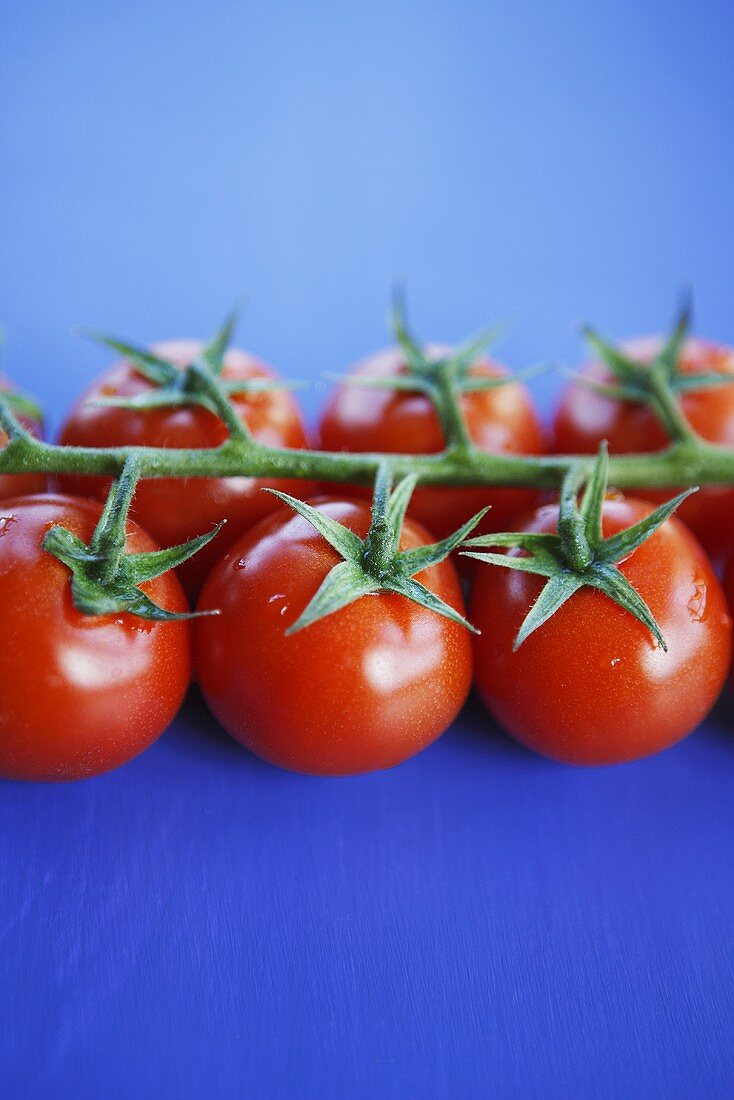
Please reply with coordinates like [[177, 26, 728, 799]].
[[194, 499, 473, 776], [57, 341, 314, 597], [0, 376, 46, 501], [318, 346, 547, 541], [471, 495, 732, 766], [553, 337, 734, 563], [0, 494, 192, 781]]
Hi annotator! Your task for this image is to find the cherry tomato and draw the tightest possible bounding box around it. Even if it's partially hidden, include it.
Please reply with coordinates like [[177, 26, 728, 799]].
[[0, 376, 46, 501], [0, 494, 192, 781], [194, 498, 472, 775], [58, 341, 313, 597], [471, 495, 731, 765], [553, 337, 734, 562], [318, 346, 546, 541]]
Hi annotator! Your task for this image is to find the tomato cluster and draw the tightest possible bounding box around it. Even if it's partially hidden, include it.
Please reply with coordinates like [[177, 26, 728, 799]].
[[1, 327, 733, 782]]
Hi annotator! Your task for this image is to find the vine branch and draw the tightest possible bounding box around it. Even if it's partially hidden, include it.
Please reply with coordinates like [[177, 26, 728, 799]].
[[1, 403, 734, 492]]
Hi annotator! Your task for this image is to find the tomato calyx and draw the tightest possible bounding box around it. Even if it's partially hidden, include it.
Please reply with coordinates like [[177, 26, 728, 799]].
[[77, 310, 302, 437], [461, 443, 696, 651], [265, 462, 487, 634], [573, 299, 734, 445], [327, 293, 547, 452], [43, 456, 222, 620]]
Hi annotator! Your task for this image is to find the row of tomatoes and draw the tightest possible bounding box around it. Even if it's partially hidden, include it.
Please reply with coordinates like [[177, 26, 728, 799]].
[[1, 331, 734, 782]]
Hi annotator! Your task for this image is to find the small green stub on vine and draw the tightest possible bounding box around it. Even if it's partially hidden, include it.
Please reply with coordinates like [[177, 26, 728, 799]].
[[461, 443, 696, 651], [42, 456, 222, 620], [264, 462, 487, 634]]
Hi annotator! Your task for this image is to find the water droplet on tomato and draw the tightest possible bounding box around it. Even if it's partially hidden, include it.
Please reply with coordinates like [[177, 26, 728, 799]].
[[687, 578, 707, 622]]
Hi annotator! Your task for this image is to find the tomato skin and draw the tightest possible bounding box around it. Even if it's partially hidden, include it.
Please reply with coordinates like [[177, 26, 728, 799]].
[[471, 496, 732, 766], [194, 499, 472, 776], [553, 337, 734, 562], [318, 346, 547, 541], [0, 376, 46, 501], [57, 341, 314, 597], [0, 494, 191, 782]]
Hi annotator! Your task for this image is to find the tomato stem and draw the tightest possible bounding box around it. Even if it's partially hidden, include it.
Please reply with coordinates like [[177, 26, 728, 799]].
[[89, 454, 142, 582], [4, 403, 734, 491], [557, 461, 593, 571]]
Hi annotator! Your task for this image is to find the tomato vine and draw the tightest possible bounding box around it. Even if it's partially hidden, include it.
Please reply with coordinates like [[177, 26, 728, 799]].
[[2, 305, 734, 492], [1, 298, 733, 632]]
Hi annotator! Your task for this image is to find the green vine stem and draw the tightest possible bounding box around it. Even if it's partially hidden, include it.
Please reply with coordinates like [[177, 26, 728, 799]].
[[0, 400, 728, 493]]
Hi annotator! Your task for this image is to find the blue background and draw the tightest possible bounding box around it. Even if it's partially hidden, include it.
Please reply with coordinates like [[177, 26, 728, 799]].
[[2, 2, 734, 1097]]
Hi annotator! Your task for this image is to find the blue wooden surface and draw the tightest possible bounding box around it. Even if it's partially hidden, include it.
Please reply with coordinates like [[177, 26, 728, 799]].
[[2, 3, 734, 1096]]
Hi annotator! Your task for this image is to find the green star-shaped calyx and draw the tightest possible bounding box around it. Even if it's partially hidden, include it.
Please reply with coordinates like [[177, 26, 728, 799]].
[[461, 443, 695, 651], [574, 298, 734, 425], [43, 456, 222, 621], [265, 462, 487, 634], [326, 291, 548, 401], [78, 310, 303, 432]]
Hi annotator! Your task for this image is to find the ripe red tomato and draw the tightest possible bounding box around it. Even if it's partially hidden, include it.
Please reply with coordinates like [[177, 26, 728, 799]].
[[57, 341, 313, 597], [471, 495, 731, 765], [0, 494, 192, 781], [194, 498, 472, 775], [318, 346, 546, 541], [0, 376, 46, 501], [553, 337, 734, 562]]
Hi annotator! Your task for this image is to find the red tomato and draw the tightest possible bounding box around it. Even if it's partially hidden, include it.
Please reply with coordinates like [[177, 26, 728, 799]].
[[318, 346, 546, 541], [194, 499, 472, 775], [0, 376, 46, 501], [553, 337, 734, 562], [57, 341, 313, 597], [0, 494, 192, 781], [471, 495, 731, 765]]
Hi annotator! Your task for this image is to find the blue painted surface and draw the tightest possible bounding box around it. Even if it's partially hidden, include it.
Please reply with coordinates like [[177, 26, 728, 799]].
[[2, 2, 734, 1096]]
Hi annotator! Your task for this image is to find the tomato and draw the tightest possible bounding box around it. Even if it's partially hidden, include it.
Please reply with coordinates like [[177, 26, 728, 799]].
[[471, 495, 731, 765], [318, 346, 546, 542], [0, 494, 192, 781], [553, 337, 734, 562], [194, 498, 472, 775], [0, 376, 46, 501], [57, 341, 313, 597]]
